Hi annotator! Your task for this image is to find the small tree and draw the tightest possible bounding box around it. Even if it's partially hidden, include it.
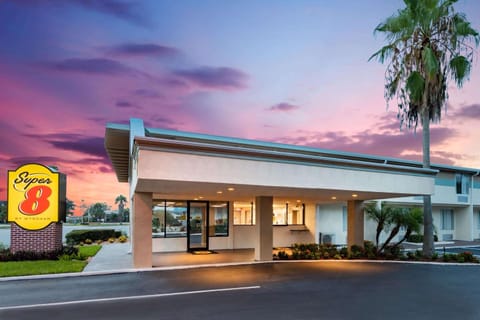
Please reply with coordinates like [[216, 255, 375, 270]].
[[66, 198, 76, 217], [364, 202, 394, 249], [366, 201, 423, 254], [0, 203, 6, 224], [115, 195, 127, 223], [88, 202, 108, 222]]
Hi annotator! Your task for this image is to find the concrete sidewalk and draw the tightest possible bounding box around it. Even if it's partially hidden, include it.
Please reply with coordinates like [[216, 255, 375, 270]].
[[82, 243, 134, 272]]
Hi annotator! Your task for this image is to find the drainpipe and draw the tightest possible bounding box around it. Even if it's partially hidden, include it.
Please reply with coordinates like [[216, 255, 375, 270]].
[[471, 171, 479, 206], [471, 171, 479, 240]]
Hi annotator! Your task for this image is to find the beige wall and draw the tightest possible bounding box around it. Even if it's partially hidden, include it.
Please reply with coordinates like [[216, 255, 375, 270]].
[[136, 149, 434, 197]]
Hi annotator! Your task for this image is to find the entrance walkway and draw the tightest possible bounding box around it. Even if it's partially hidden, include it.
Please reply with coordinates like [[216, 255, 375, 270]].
[[152, 249, 255, 267]]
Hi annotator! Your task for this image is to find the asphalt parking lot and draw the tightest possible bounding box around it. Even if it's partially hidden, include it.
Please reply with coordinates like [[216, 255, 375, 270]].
[[2, 261, 480, 320]]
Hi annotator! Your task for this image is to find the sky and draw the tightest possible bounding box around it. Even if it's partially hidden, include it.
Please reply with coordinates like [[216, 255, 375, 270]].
[[0, 0, 479, 215]]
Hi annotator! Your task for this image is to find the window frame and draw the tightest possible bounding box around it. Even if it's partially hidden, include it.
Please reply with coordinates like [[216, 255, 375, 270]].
[[441, 208, 454, 231], [209, 201, 229, 237]]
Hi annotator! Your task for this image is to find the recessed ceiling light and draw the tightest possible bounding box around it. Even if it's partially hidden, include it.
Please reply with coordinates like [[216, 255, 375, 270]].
[[199, 196, 204, 199], [296, 199, 301, 203], [331, 196, 337, 200], [227, 187, 235, 191], [217, 191, 223, 194], [352, 194, 358, 198]]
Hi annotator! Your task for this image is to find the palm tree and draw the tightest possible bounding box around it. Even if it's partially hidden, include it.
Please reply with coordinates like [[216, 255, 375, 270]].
[[115, 195, 127, 223], [370, 0, 479, 257], [364, 201, 394, 249]]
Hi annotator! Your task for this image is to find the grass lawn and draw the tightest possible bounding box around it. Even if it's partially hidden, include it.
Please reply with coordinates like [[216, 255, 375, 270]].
[[0, 245, 102, 277]]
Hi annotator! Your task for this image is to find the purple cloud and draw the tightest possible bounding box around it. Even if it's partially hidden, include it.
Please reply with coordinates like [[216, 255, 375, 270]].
[[268, 102, 300, 112], [133, 88, 162, 98], [22, 133, 108, 161], [116, 101, 133, 108], [72, 0, 150, 27], [115, 100, 142, 110], [453, 104, 480, 119], [173, 66, 248, 90], [106, 43, 179, 57], [7, 156, 67, 168], [43, 58, 135, 76], [271, 119, 460, 166]]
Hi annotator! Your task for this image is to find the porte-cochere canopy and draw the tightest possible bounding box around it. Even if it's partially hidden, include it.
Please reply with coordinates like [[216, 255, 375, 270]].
[[105, 118, 437, 267]]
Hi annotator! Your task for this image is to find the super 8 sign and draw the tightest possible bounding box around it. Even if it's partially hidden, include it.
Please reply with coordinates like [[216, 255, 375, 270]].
[[8, 163, 66, 230]]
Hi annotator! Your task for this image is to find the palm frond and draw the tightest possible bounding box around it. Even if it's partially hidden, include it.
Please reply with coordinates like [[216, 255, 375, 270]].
[[422, 46, 440, 78], [449, 55, 470, 87], [406, 71, 425, 103]]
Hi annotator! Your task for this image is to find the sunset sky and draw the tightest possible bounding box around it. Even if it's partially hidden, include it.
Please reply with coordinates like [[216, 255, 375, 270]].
[[1, 0, 479, 215]]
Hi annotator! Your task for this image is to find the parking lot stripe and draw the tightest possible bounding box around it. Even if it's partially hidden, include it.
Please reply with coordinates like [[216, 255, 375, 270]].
[[0, 285, 261, 311]]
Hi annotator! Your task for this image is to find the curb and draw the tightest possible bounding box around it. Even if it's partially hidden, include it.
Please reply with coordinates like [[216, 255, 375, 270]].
[[2, 258, 480, 282]]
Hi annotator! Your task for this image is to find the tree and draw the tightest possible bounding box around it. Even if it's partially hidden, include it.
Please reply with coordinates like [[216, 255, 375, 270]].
[[0, 202, 6, 224], [66, 198, 76, 217], [365, 201, 423, 254], [115, 195, 127, 223], [87, 202, 108, 222], [369, 0, 479, 257], [364, 202, 394, 248]]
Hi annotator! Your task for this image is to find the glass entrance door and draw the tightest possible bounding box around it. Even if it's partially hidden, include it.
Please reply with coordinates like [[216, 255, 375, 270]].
[[187, 201, 208, 251]]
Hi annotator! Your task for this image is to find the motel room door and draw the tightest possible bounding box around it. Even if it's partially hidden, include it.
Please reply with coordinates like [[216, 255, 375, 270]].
[[187, 201, 209, 251]]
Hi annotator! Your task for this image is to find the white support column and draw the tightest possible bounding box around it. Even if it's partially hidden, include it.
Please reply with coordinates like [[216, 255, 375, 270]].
[[132, 192, 153, 268], [347, 200, 364, 248], [456, 205, 474, 241], [255, 196, 273, 261]]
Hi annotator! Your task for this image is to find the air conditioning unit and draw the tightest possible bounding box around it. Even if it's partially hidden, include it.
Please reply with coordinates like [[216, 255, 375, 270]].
[[442, 234, 453, 241], [320, 233, 335, 245]]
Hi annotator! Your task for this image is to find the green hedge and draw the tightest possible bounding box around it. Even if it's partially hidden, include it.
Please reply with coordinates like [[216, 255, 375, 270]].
[[407, 234, 439, 243], [65, 229, 120, 245], [0, 246, 78, 262]]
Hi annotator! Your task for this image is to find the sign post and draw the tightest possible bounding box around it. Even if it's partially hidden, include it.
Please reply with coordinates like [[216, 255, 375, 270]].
[[7, 163, 66, 253]]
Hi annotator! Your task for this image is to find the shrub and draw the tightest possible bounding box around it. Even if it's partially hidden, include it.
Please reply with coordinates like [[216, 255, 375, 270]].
[[349, 245, 365, 259], [383, 245, 403, 260], [108, 238, 115, 243], [0, 246, 78, 262], [407, 234, 439, 243], [118, 235, 128, 243], [277, 250, 289, 260], [65, 229, 117, 245], [364, 241, 377, 258], [85, 238, 93, 245], [457, 251, 479, 263]]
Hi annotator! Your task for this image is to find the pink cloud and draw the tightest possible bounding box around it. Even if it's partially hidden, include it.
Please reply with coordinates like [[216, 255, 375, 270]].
[[267, 102, 301, 112]]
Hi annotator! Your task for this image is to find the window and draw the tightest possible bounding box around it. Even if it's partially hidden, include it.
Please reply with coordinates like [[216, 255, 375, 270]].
[[288, 203, 305, 225], [233, 201, 305, 226], [209, 202, 229, 236], [273, 203, 287, 225], [477, 211, 480, 229], [152, 201, 187, 238], [234, 202, 255, 225], [441, 209, 454, 231], [342, 206, 347, 232], [456, 173, 470, 194]]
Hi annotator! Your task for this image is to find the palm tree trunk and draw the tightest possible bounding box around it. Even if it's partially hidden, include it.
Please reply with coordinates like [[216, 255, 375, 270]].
[[422, 111, 434, 258]]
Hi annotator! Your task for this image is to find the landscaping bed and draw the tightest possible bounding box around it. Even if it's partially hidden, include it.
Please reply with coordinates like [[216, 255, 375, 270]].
[[273, 242, 479, 263]]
